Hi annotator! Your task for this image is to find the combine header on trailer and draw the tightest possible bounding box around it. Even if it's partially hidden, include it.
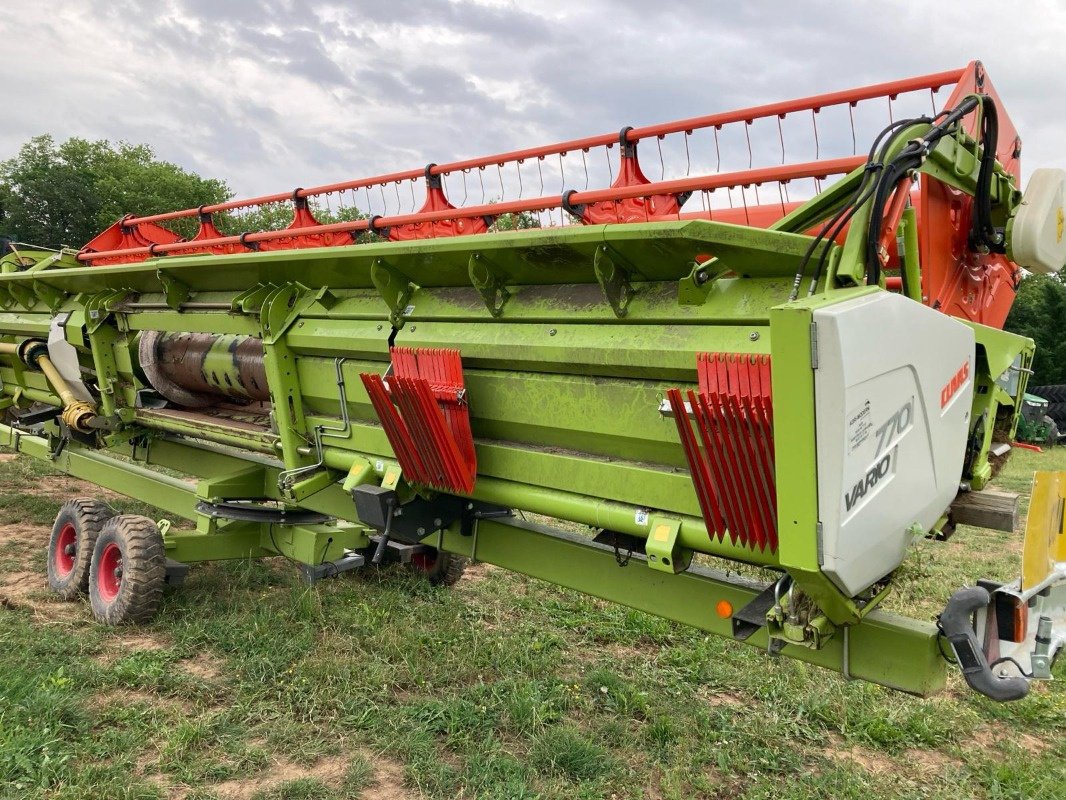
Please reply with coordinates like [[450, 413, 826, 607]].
[[2, 60, 1064, 700]]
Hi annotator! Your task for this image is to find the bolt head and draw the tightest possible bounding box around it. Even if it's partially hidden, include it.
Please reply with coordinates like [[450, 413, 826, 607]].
[[749, 331, 760, 341], [548, 328, 557, 336]]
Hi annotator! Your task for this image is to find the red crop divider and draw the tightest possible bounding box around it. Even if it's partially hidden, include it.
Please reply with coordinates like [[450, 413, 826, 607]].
[[573, 128, 688, 224], [360, 347, 476, 494], [670, 353, 777, 552], [386, 166, 494, 242]]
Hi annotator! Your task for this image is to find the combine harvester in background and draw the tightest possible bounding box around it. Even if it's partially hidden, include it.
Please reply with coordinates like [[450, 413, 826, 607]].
[[1, 61, 1063, 702]]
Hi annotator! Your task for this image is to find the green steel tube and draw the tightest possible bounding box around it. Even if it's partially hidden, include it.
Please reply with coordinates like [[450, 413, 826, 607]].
[[321, 447, 778, 565], [901, 205, 922, 303], [133, 410, 279, 455], [1, 385, 61, 407]]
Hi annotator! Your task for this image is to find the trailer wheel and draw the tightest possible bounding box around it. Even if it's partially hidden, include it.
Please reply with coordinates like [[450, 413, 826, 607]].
[[46, 499, 114, 600], [409, 548, 467, 586], [88, 515, 166, 625]]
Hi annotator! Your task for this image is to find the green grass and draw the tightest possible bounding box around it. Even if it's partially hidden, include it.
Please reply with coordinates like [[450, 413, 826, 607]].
[[0, 448, 1064, 798]]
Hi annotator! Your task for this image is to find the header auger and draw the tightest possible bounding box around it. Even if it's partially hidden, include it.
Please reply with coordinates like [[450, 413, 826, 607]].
[[1, 60, 1064, 702]]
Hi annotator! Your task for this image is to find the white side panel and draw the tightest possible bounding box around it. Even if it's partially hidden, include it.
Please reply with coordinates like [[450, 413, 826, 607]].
[[813, 292, 975, 596], [47, 316, 94, 403]]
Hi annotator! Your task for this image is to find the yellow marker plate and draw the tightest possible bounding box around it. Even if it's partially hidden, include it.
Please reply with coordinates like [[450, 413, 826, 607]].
[[1021, 471, 1066, 591]]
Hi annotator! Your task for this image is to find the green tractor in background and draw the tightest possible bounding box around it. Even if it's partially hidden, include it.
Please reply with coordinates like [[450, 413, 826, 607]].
[[1016, 391, 1063, 445]]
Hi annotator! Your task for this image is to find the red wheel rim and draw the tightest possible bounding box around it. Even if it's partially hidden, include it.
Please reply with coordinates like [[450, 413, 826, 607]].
[[54, 523, 77, 578], [410, 550, 437, 572], [97, 542, 123, 602]]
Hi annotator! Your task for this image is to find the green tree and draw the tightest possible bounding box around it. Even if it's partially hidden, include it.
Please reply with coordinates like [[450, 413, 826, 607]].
[[1004, 272, 1066, 386], [0, 135, 229, 249]]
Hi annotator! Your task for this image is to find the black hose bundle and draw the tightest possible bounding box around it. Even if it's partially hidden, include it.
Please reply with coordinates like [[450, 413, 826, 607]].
[[790, 93, 1001, 300]]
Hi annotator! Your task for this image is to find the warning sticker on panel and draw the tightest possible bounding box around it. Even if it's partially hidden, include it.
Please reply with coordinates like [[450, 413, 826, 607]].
[[847, 400, 872, 453]]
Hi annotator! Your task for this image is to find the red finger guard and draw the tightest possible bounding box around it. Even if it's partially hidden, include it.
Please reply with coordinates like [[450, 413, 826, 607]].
[[668, 353, 778, 553], [361, 347, 477, 494]]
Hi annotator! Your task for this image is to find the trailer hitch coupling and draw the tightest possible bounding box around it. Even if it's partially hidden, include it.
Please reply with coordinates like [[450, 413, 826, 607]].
[[939, 586, 1030, 702]]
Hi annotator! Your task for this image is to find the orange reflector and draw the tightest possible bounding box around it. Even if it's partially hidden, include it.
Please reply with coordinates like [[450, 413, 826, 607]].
[[716, 599, 734, 619], [1012, 598, 1028, 644]]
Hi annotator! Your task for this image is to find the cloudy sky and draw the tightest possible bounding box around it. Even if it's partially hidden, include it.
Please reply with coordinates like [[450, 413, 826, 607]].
[[4, 0, 1066, 208]]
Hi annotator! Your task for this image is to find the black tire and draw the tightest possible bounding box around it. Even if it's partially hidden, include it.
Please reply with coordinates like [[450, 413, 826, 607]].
[[1047, 402, 1066, 427], [88, 515, 166, 625], [408, 548, 467, 587], [1031, 384, 1066, 404], [46, 499, 114, 600]]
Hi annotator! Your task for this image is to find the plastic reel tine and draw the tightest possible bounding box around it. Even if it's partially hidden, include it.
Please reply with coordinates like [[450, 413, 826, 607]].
[[394, 378, 437, 488], [413, 377, 456, 490], [667, 389, 721, 540], [380, 379, 429, 486], [718, 359, 761, 549], [394, 378, 444, 488], [684, 389, 728, 540], [732, 355, 770, 552], [693, 391, 739, 545], [749, 358, 779, 541], [360, 374, 423, 483], [736, 359, 773, 550], [415, 378, 467, 492], [705, 359, 747, 547], [414, 379, 457, 491], [690, 389, 735, 543]]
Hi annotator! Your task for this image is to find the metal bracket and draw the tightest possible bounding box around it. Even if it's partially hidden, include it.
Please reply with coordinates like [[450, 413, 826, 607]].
[[156, 269, 191, 310], [678, 260, 722, 306], [644, 515, 687, 573], [593, 243, 636, 317], [259, 283, 321, 344], [371, 258, 417, 328], [731, 583, 778, 640], [32, 280, 65, 311], [232, 283, 277, 314], [8, 282, 36, 310], [468, 252, 511, 317]]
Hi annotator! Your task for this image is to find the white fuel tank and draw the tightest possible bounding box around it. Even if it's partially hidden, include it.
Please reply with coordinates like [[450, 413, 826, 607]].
[[812, 292, 975, 596]]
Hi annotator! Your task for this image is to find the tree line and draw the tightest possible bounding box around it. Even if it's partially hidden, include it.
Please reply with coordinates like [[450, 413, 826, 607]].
[[1, 135, 1062, 385]]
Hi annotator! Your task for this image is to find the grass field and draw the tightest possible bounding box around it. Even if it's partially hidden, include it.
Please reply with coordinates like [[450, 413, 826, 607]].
[[0, 447, 1063, 799]]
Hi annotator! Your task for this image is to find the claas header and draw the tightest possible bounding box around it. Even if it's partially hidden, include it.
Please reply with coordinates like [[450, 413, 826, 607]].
[[1, 60, 1063, 702]]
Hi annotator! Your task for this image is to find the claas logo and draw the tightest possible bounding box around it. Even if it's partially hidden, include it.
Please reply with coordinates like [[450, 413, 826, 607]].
[[940, 361, 970, 408]]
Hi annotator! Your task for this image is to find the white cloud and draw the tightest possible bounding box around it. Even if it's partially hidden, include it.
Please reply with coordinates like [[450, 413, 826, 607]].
[[2, 0, 1065, 211]]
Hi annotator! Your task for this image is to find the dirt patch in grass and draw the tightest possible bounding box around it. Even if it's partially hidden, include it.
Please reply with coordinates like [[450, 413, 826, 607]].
[[0, 565, 82, 621], [821, 733, 963, 779], [695, 686, 746, 708], [178, 652, 225, 682], [94, 631, 172, 665], [902, 746, 964, 776], [0, 521, 45, 550], [824, 743, 895, 775], [202, 754, 350, 800], [971, 725, 1051, 756], [457, 561, 495, 586], [93, 687, 194, 715], [361, 755, 410, 800]]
